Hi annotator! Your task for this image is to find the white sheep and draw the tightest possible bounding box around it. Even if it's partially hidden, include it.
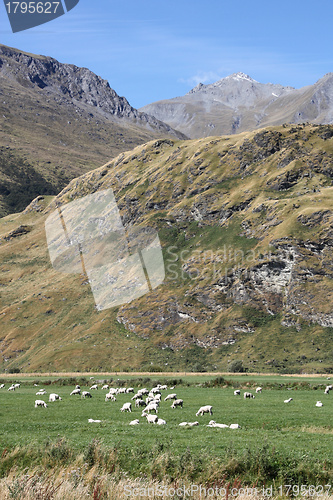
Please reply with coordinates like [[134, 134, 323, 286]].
[[159, 385, 168, 390], [102, 385, 109, 390], [120, 402, 132, 412], [36, 390, 46, 396], [146, 414, 158, 424], [129, 419, 140, 425], [157, 418, 166, 425], [109, 388, 118, 395], [90, 384, 98, 390], [150, 387, 161, 395], [126, 387, 134, 393], [82, 391, 92, 398], [233, 390, 241, 396], [70, 388, 81, 396], [13, 383, 20, 389], [188, 421, 199, 426], [88, 419, 101, 423], [316, 401, 323, 407], [154, 394, 162, 402], [230, 424, 241, 429], [284, 398, 293, 403], [171, 399, 183, 409], [105, 393, 116, 402], [137, 388, 148, 396], [8, 385, 15, 391], [255, 387, 262, 393], [164, 393, 177, 401], [179, 422, 188, 426], [142, 402, 159, 414], [75, 385, 80, 390], [35, 399, 47, 408], [117, 388, 127, 394], [49, 393, 62, 402], [207, 420, 229, 428], [196, 405, 213, 416], [244, 392, 255, 399], [0, 384, 4, 389]]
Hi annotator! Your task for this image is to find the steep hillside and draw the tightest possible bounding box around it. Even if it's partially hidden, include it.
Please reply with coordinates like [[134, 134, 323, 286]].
[[140, 72, 333, 138], [0, 44, 186, 215], [0, 124, 332, 374]]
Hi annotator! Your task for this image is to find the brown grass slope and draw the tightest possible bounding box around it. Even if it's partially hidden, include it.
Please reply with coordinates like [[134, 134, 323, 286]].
[[0, 124, 332, 373]]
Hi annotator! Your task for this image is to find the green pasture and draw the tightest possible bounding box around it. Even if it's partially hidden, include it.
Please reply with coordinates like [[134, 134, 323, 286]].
[[0, 375, 332, 485]]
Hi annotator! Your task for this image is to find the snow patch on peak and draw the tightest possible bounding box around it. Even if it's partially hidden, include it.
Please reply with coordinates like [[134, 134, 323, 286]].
[[225, 72, 257, 83]]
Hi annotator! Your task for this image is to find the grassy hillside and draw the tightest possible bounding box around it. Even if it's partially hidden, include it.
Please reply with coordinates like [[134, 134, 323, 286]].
[[0, 124, 332, 374]]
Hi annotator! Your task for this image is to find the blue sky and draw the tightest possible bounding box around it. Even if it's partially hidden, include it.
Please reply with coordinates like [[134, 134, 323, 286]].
[[0, 0, 332, 109]]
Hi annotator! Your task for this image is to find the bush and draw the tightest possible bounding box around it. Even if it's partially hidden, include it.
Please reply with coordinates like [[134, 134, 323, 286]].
[[228, 360, 246, 373]]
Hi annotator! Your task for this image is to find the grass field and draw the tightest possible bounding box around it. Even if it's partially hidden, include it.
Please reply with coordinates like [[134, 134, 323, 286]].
[[0, 374, 332, 498]]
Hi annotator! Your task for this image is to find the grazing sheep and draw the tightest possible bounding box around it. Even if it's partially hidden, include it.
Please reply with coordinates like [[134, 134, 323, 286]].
[[233, 390, 241, 396], [154, 394, 162, 402], [142, 402, 159, 414], [129, 419, 140, 425], [36, 390, 46, 396], [256, 387, 262, 394], [0, 384, 4, 389], [109, 388, 118, 395], [179, 422, 188, 426], [244, 392, 255, 399], [70, 388, 81, 396], [88, 419, 101, 423], [105, 393, 116, 402], [171, 399, 183, 409], [102, 385, 109, 390], [157, 418, 166, 425], [13, 383, 20, 389], [151, 387, 161, 395], [117, 388, 127, 394], [135, 399, 146, 408], [35, 399, 47, 408], [159, 385, 168, 390], [188, 421, 199, 427], [229, 424, 241, 429], [137, 388, 148, 396], [49, 393, 62, 402], [75, 385, 80, 390], [196, 405, 213, 416], [90, 384, 98, 390], [8, 385, 15, 391], [207, 420, 229, 428], [131, 393, 142, 401], [284, 398, 293, 403], [316, 401, 323, 407], [82, 391, 92, 399], [146, 414, 158, 424], [324, 385, 332, 394], [126, 388, 134, 393], [120, 402, 132, 412], [164, 393, 177, 401]]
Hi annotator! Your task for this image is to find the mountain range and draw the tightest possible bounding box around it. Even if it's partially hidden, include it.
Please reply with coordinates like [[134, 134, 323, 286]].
[[0, 44, 185, 216], [0, 45, 332, 374], [140, 72, 333, 138]]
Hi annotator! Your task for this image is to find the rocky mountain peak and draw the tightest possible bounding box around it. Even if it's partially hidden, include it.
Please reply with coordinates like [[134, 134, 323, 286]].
[[0, 44, 186, 139]]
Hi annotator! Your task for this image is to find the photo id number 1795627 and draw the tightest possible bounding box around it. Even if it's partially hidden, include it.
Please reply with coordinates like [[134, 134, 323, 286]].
[[5, 1, 60, 14]]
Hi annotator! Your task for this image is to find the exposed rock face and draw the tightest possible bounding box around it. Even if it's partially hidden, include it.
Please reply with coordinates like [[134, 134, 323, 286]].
[[0, 44, 186, 139], [140, 72, 333, 138]]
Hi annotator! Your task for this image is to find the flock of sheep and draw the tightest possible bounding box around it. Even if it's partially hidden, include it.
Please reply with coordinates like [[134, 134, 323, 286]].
[[1, 380, 331, 426]]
